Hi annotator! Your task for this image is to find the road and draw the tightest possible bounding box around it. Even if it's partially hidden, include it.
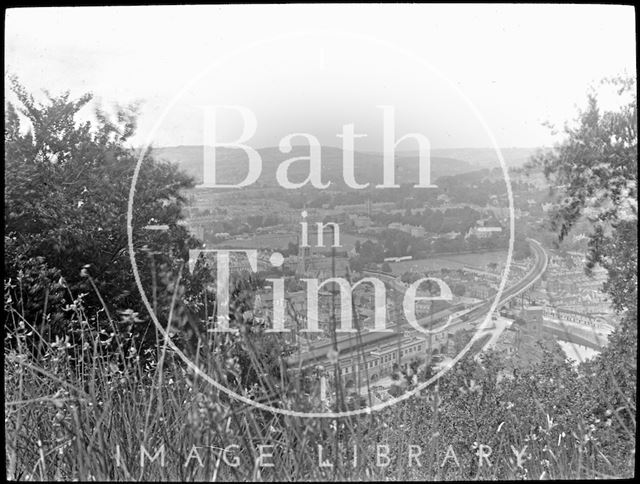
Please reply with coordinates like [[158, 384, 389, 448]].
[[369, 238, 548, 333], [443, 238, 548, 331], [288, 239, 549, 368]]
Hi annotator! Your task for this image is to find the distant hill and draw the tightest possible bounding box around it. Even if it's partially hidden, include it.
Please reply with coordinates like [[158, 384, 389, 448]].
[[151, 145, 473, 187], [430, 147, 546, 168]]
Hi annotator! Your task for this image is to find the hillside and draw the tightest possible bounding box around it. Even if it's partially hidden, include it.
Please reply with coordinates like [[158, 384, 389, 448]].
[[431, 147, 546, 168], [151, 145, 473, 187]]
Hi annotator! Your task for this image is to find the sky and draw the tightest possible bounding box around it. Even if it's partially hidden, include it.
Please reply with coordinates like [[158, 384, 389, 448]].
[[4, 4, 636, 151]]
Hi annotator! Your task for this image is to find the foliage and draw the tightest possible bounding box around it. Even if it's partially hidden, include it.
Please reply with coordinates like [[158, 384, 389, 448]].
[[529, 75, 637, 470], [530, 75, 637, 313], [5, 78, 200, 348]]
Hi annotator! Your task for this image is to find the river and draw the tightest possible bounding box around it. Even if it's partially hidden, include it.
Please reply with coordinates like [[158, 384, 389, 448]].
[[557, 340, 599, 366]]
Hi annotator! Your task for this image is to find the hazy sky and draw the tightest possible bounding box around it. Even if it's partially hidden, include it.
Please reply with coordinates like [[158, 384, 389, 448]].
[[4, 4, 636, 150]]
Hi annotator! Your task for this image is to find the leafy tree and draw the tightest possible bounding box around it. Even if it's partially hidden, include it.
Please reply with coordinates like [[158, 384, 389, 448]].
[[4, 80, 296, 402], [285, 240, 298, 256], [452, 284, 466, 297], [530, 75, 637, 313], [348, 255, 364, 273], [5, 78, 199, 345], [400, 271, 421, 284]]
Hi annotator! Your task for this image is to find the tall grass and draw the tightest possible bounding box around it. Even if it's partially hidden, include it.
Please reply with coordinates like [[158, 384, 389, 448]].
[[4, 280, 635, 481]]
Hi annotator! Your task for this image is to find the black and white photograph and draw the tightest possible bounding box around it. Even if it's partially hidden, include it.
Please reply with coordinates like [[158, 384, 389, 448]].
[[4, 4, 637, 481]]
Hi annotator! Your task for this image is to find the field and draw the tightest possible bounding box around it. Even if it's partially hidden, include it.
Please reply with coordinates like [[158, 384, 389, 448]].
[[390, 250, 509, 274]]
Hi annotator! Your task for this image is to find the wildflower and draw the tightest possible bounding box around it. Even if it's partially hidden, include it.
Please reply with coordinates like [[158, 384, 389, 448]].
[[546, 414, 556, 431], [51, 335, 72, 350], [557, 431, 565, 447], [119, 309, 143, 323], [52, 395, 64, 409]]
